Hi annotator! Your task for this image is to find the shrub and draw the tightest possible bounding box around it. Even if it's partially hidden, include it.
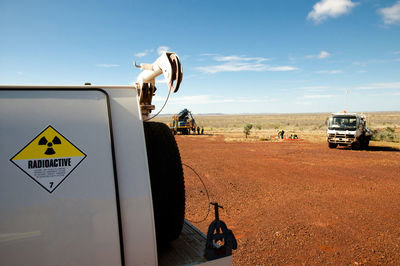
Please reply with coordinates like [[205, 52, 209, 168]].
[[243, 124, 253, 138], [372, 127, 398, 142], [386, 127, 395, 133], [270, 123, 280, 129], [371, 129, 379, 141]]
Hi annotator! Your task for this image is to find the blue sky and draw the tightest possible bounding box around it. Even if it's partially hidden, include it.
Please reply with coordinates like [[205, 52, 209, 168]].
[[1, 0, 399, 114]]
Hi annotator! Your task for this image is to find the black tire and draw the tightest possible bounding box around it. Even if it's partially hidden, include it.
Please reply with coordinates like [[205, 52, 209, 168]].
[[351, 141, 361, 150], [328, 143, 338, 149], [361, 138, 370, 150], [143, 122, 185, 245]]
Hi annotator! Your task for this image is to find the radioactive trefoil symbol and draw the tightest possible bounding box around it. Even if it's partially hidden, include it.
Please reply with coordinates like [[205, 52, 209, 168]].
[[38, 136, 61, 155]]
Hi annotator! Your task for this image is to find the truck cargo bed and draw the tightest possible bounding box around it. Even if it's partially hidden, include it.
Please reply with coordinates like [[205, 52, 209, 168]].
[[158, 220, 208, 265]]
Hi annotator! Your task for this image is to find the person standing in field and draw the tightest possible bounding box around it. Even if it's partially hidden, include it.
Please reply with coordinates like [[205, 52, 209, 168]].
[[197, 126, 200, 135]]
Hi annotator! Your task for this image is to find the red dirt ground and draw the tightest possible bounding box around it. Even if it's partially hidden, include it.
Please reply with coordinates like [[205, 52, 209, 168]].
[[177, 135, 400, 265]]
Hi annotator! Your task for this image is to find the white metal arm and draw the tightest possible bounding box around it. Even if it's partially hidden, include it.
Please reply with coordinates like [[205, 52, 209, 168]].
[[135, 52, 182, 93], [135, 52, 183, 119]]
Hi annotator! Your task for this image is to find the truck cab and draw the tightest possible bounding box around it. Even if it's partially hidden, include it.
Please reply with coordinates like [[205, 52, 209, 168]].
[[327, 112, 371, 149]]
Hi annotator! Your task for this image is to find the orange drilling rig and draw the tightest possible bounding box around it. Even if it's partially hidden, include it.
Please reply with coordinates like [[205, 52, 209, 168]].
[[169, 108, 197, 135]]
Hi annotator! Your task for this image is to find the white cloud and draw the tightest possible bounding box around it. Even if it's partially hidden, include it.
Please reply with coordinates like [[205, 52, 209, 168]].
[[157, 46, 170, 55], [135, 52, 147, 57], [197, 63, 297, 73], [295, 101, 313, 105], [303, 94, 335, 99], [214, 55, 269, 62], [268, 66, 298, 71], [135, 48, 156, 58], [352, 61, 367, 67], [303, 86, 329, 89], [316, 69, 342, 74], [294, 86, 329, 92], [96, 64, 120, 68], [200, 53, 218, 57], [197, 54, 297, 73], [356, 82, 400, 90], [197, 62, 260, 73], [318, 50, 331, 59], [379, 1, 400, 25], [352, 58, 391, 66], [153, 95, 274, 105], [307, 0, 358, 24], [306, 50, 331, 59]]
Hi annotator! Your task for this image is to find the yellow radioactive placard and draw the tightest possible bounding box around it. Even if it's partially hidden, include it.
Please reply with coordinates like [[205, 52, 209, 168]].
[[12, 126, 85, 160], [10, 125, 87, 193]]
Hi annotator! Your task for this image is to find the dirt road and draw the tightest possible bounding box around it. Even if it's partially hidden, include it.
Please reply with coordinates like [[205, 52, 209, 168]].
[[177, 135, 400, 265]]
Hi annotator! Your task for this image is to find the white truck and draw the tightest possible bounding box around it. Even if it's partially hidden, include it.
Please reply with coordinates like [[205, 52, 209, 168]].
[[327, 112, 372, 149], [0, 52, 235, 265]]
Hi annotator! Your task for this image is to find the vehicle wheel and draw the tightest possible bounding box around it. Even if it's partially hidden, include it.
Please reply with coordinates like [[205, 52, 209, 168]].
[[361, 139, 369, 150], [351, 141, 361, 150], [143, 122, 185, 245], [328, 143, 337, 149]]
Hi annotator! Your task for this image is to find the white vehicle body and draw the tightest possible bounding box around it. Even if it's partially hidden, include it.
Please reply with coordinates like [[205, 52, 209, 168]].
[[326, 112, 372, 149], [0, 53, 232, 265], [0, 86, 158, 265]]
